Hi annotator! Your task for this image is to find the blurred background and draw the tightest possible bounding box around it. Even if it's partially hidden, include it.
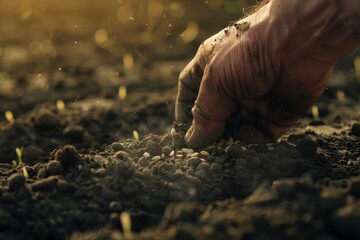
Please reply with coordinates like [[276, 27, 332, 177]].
[[0, 0, 260, 117], [0, 0, 358, 120]]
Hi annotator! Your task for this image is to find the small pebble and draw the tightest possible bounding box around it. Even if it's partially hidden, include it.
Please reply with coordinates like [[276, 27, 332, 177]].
[[186, 169, 195, 176], [146, 140, 162, 155], [248, 157, 262, 169], [112, 142, 124, 151], [227, 145, 245, 158], [172, 133, 184, 149], [31, 176, 58, 191], [7, 173, 25, 191], [114, 151, 129, 161], [210, 163, 223, 173], [267, 147, 274, 152], [349, 176, 360, 197], [109, 213, 120, 228], [170, 128, 176, 135], [273, 180, 296, 198], [94, 168, 107, 177], [138, 157, 150, 167], [169, 151, 175, 157], [175, 154, 184, 158], [235, 158, 247, 167], [109, 201, 123, 212], [330, 203, 360, 237], [143, 152, 151, 158], [162, 146, 173, 155], [194, 169, 207, 180], [46, 160, 63, 176], [54, 145, 81, 170], [351, 123, 360, 136], [187, 158, 201, 168], [57, 179, 70, 192], [197, 163, 211, 173], [34, 111, 60, 129], [62, 125, 84, 140], [296, 138, 317, 157]]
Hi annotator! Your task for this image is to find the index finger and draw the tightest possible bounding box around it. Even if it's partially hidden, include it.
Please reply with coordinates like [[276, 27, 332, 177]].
[[175, 49, 205, 124]]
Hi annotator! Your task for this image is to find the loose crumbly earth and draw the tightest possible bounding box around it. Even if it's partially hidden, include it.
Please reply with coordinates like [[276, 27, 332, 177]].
[[1, 65, 360, 240], [1, 3, 360, 238]]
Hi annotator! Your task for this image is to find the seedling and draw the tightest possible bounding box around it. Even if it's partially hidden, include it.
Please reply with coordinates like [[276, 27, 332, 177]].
[[336, 90, 346, 102], [311, 105, 320, 121], [12, 147, 24, 168], [22, 166, 29, 178], [133, 130, 139, 141], [56, 99, 65, 111], [5, 110, 14, 124], [120, 211, 132, 239], [118, 85, 127, 100]]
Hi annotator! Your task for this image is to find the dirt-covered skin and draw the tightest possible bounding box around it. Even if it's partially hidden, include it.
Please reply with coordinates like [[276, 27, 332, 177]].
[[0, 72, 360, 239]]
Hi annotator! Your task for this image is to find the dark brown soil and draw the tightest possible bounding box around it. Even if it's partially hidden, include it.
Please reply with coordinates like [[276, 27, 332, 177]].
[[1, 1, 360, 239]]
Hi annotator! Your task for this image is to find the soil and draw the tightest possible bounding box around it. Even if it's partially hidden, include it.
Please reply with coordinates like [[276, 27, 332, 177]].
[[1, 2, 360, 240]]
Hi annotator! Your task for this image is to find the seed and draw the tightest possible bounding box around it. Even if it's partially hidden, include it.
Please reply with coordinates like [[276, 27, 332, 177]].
[[176, 154, 184, 158], [169, 151, 175, 157], [311, 105, 319, 120], [336, 90, 346, 102], [200, 151, 210, 156], [161, 153, 165, 159], [143, 152, 150, 158], [120, 212, 132, 239], [152, 156, 161, 161], [119, 85, 127, 100], [170, 128, 176, 135], [191, 152, 199, 158], [5, 110, 14, 124], [182, 148, 194, 154], [56, 100, 65, 111], [123, 53, 134, 75], [133, 130, 139, 141]]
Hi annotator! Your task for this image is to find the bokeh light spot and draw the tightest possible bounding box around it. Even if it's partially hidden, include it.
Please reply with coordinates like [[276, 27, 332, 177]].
[[94, 28, 109, 45], [180, 21, 199, 43], [169, 2, 185, 18], [117, 4, 134, 22]]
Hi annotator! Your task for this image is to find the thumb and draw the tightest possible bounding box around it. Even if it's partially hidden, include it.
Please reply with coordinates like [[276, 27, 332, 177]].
[[185, 67, 236, 150], [185, 105, 225, 150]]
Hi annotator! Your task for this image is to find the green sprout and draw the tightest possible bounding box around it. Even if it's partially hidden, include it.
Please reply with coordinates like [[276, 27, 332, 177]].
[[12, 147, 24, 168]]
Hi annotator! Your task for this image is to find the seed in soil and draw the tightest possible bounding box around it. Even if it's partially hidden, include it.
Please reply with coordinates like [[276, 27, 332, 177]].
[[200, 151, 209, 156], [152, 156, 162, 161], [182, 148, 194, 154]]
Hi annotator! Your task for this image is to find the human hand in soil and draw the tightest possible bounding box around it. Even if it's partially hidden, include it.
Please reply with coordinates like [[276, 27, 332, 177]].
[[175, 0, 360, 150]]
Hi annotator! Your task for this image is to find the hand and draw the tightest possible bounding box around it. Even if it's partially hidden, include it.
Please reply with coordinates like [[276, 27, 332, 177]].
[[175, 0, 360, 150]]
